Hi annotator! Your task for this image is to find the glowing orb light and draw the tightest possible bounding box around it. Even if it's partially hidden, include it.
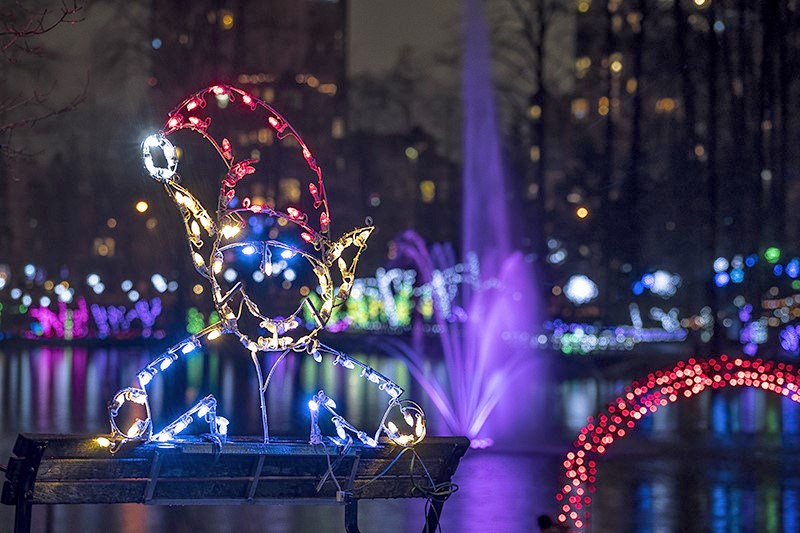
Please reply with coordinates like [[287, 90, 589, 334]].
[[564, 275, 598, 305]]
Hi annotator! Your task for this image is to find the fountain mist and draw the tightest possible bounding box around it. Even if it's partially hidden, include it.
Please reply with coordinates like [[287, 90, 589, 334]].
[[386, 0, 541, 448]]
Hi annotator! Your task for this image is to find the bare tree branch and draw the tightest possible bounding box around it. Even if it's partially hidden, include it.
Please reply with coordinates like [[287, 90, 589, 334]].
[[1, 1, 85, 61], [0, 2, 87, 157]]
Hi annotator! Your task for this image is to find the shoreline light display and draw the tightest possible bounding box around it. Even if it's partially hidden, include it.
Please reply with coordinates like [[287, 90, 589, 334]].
[[101, 84, 426, 451], [556, 355, 800, 532]]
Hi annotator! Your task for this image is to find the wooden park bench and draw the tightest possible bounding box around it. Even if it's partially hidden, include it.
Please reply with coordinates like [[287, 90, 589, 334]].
[[2, 434, 469, 533]]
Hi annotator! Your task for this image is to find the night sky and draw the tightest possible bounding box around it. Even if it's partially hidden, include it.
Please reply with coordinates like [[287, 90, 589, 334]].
[[348, 0, 457, 74]]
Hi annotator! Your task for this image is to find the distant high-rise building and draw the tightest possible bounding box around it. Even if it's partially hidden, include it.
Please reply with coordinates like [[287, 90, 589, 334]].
[[149, 0, 353, 227]]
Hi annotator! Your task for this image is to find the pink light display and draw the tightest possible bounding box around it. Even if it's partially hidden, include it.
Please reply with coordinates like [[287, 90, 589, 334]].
[[27, 299, 89, 339], [22, 297, 162, 340], [558, 355, 800, 531]]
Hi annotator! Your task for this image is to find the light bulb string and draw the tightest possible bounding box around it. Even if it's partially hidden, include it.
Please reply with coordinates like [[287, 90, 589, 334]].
[[105, 322, 226, 450]]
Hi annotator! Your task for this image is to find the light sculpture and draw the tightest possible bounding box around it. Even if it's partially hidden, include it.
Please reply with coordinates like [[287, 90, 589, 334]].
[[556, 355, 800, 532], [102, 84, 425, 451]]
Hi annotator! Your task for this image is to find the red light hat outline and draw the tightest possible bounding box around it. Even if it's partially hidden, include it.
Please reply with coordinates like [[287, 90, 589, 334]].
[[557, 355, 800, 531]]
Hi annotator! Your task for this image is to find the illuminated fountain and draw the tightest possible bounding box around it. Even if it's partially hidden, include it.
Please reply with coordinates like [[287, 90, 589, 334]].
[[387, 0, 540, 448]]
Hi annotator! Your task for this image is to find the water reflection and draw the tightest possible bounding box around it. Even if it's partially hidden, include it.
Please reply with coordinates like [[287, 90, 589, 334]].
[[4, 346, 800, 531], [0, 343, 417, 446]]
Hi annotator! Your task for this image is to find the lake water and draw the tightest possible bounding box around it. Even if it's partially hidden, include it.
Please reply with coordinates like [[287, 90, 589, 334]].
[[2, 342, 800, 532]]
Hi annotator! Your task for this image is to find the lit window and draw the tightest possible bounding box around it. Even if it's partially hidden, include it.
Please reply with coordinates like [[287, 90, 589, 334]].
[[220, 10, 234, 30], [331, 117, 345, 139], [319, 83, 338, 95], [598, 96, 609, 116], [257, 128, 273, 145], [575, 56, 591, 78], [93, 238, 116, 257], [279, 178, 302, 203], [655, 98, 678, 114], [420, 181, 436, 203], [571, 99, 589, 120]]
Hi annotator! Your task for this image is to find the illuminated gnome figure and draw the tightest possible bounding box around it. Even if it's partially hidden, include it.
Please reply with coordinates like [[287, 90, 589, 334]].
[[101, 84, 425, 452]]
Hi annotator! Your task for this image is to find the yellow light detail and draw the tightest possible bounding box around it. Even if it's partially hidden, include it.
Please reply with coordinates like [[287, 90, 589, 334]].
[[576, 207, 589, 219], [527, 105, 542, 120], [655, 98, 677, 114], [571, 98, 589, 119], [331, 117, 345, 139], [193, 284, 204, 295], [598, 96, 610, 116], [220, 11, 234, 30], [135, 201, 149, 213], [221, 225, 240, 239], [279, 178, 302, 203], [257, 128, 272, 144], [420, 180, 436, 203], [207, 329, 221, 341], [578, 0, 591, 13], [610, 60, 623, 73], [107, 217, 117, 228], [96, 437, 111, 447], [319, 83, 338, 95]]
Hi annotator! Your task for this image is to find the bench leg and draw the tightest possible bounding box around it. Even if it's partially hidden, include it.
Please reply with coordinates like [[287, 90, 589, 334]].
[[423, 498, 445, 533], [14, 498, 32, 533], [344, 498, 360, 533]]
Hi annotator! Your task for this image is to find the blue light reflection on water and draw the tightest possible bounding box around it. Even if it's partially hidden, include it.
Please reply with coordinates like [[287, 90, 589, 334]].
[[4, 346, 800, 531]]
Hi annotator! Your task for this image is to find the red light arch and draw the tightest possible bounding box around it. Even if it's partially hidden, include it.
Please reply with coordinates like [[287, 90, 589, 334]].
[[557, 355, 800, 531]]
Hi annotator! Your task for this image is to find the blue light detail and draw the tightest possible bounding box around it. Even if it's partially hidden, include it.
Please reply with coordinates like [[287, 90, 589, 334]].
[[774, 264, 784, 276], [632, 281, 644, 295], [745, 254, 757, 267], [642, 274, 655, 288], [781, 326, 800, 354], [715, 272, 730, 287], [788, 260, 800, 278], [730, 268, 744, 283], [181, 342, 197, 354]]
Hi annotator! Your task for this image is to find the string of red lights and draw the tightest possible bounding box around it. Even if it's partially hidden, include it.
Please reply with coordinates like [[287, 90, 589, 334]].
[[558, 355, 800, 531]]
